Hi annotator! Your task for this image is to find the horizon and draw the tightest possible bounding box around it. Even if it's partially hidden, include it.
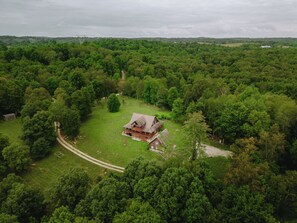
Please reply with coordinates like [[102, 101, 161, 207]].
[[1, 0, 296, 38]]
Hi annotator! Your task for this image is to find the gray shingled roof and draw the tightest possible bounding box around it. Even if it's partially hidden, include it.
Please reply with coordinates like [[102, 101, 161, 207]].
[[123, 113, 162, 133]]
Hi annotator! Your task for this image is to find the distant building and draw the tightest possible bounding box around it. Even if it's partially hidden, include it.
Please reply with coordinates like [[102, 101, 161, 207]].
[[123, 113, 163, 141], [261, 45, 271, 49]]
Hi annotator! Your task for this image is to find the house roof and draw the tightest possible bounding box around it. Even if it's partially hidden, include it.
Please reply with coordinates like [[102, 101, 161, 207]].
[[123, 113, 162, 133], [148, 129, 169, 146]]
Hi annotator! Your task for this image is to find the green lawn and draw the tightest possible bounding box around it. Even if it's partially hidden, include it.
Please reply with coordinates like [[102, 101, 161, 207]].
[[0, 98, 230, 192], [76, 97, 187, 167], [0, 119, 23, 144], [0, 119, 105, 193], [22, 145, 104, 193]]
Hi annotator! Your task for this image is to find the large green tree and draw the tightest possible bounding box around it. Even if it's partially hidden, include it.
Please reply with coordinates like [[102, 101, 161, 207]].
[[22, 111, 56, 146], [107, 93, 121, 113], [50, 168, 91, 211], [183, 112, 211, 160], [2, 144, 31, 172]]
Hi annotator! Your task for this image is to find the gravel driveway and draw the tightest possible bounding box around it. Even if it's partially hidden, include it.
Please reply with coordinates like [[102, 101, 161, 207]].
[[202, 144, 233, 158]]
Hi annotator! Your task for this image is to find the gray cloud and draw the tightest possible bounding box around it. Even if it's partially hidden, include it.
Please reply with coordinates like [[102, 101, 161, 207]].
[[0, 0, 296, 37]]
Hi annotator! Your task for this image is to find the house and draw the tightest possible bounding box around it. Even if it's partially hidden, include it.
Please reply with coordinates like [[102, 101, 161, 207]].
[[123, 113, 163, 141], [148, 129, 169, 150], [260, 45, 271, 49]]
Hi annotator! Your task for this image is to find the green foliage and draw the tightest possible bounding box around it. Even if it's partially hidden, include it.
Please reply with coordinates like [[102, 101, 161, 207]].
[[266, 171, 297, 218], [0, 213, 19, 223], [219, 186, 276, 223], [22, 111, 56, 146], [0, 133, 10, 157], [107, 93, 120, 113], [71, 89, 92, 120], [171, 98, 185, 122], [76, 177, 131, 222], [60, 108, 80, 139], [50, 168, 91, 211], [167, 87, 179, 109], [113, 200, 162, 223], [48, 206, 75, 223], [2, 144, 31, 172], [183, 112, 211, 160], [30, 137, 51, 160], [0, 183, 44, 222]]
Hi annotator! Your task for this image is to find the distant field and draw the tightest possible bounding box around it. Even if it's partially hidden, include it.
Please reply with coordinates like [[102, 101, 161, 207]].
[[220, 43, 244, 47], [76, 97, 185, 167]]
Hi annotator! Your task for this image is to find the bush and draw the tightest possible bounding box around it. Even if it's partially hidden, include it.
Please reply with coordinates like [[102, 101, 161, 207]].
[[107, 94, 121, 113]]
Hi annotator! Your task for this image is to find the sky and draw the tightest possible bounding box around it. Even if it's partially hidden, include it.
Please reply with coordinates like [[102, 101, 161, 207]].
[[0, 0, 296, 38]]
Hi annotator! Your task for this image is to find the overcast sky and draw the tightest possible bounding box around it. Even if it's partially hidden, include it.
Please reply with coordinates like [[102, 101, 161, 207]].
[[0, 0, 296, 38]]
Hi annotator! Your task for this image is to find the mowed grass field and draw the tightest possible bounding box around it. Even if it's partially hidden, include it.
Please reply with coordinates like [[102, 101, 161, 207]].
[[0, 119, 104, 192], [0, 97, 230, 192], [76, 97, 188, 167], [76, 97, 230, 177]]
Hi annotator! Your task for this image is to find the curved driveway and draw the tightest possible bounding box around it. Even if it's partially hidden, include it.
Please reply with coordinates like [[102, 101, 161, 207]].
[[56, 127, 125, 173]]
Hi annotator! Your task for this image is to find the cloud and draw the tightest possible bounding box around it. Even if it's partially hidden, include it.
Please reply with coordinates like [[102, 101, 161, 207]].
[[0, 0, 296, 37]]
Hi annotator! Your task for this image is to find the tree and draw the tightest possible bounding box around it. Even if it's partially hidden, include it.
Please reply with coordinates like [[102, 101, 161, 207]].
[[153, 167, 199, 222], [258, 124, 286, 162], [0, 213, 19, 223], [266, 171, 297, 218], [69, 72, 86, 90], [183, 112, 211, 160], [290, 139, 297, 168], [167, 87, 179, 109], [48, 206, 75, 223], [225, 138, 269, 192], [50, 168, 91, 211], [60, 108, 81, 139], [30, 137, 51, 160], [219, 186, 277, 223], [0, 133, 9, 159], [22, 111, 56, 146], [156, 87, 168, 108], [2, 144, 31, 172], [0, 174, 23, 204], [171, 98, 185, 122], [76, 177, 130, 222], [182, 193, 215, 223], [107, 93, 120, 113], [123, 157, 162, 188], [113, 200, 162, 223], [1, 183, 44, 223], [71, 90, 92, 120]]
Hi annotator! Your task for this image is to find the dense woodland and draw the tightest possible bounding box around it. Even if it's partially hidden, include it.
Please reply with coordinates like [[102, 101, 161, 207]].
[[0, 38, 297, 222]]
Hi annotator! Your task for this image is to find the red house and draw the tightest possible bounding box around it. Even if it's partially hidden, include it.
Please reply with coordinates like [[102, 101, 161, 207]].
[[123, 113, 163, 141]]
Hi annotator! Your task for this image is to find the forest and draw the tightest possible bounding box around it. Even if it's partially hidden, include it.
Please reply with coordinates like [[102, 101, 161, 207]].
[[0, 38, 297, 222]]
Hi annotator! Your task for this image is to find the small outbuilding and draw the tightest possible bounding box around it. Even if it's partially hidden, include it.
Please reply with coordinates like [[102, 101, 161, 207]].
[[3, 113, 16, 121], [148, 129, 169, 150]]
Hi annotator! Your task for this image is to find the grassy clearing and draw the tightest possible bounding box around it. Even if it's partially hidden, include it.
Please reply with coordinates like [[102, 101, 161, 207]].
[[0, 119, 23, 144], [22, 145, 104, 193], [0, 119, 104, 193], [76, 97, 187, 167], [0, 98, 230, 191]]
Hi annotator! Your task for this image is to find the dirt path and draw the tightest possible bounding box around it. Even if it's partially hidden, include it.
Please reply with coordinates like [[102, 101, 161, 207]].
[[202, 144, 233, 158], [56, 127, 125, 173]]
